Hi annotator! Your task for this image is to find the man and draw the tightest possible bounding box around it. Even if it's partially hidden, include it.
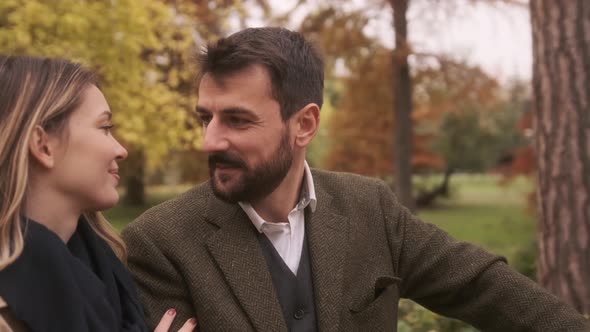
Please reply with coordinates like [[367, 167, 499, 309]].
[[122, 27, 590, 331]]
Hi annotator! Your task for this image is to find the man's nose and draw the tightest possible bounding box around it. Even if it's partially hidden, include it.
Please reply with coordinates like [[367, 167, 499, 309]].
[[202, 119, 230, 153]]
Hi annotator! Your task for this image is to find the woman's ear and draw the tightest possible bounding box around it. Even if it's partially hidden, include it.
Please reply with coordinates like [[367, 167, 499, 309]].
[[292, 103, 320, 148], [29, 125, 56, 169]]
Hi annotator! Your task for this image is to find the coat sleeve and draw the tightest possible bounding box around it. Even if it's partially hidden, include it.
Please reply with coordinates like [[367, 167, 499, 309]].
[[376, 181, 590, 331], [122, 223, 196, 331]]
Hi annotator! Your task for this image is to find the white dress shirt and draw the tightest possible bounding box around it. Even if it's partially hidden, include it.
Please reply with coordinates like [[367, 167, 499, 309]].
[[239, 161, 317, 275]]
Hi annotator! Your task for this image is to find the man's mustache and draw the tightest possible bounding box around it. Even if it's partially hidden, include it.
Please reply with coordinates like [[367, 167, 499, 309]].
[[208, 153, 247, 169]]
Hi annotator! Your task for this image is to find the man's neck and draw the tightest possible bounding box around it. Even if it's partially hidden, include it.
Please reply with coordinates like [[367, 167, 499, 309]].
[[250, 159, 305, 223]]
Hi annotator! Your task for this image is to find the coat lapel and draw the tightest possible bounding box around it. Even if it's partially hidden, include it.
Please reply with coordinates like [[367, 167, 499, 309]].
[[307, 181, 349, 332], [204, 194, 287, 332]]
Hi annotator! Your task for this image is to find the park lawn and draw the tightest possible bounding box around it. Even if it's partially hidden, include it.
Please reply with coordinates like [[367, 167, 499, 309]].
[[103, 184, 193, 232], [416, 174, 536, 263], [105, 174, 536, 263]]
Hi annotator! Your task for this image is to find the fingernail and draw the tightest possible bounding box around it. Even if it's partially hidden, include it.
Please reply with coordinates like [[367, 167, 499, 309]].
[[189, 318, 197, 325], [167, 308, 176, 316]]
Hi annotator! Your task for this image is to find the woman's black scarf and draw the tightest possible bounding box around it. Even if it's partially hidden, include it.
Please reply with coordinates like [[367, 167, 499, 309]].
[[0, 218, 148, 332]]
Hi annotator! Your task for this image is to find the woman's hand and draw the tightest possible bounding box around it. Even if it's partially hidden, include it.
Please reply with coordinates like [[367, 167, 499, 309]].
[[154, 308, 197, 332]]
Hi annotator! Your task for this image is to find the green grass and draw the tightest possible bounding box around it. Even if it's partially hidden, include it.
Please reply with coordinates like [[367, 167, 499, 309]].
[[417, 174, 535, 263], [409, 174, 537, 331]]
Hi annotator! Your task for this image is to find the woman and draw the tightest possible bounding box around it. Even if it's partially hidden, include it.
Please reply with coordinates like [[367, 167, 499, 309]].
[[0, 55, 195, 332]]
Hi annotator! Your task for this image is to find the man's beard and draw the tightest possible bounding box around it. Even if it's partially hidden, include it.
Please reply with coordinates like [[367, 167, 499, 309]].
[[208, 129, 293, 203]]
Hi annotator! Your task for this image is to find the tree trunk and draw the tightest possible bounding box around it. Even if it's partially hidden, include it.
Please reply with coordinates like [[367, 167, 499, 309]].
[[123, 149, 146, 206], [415, 168, 454, 209], [391, 0, 414, 211], [531, 0, 590, 315]]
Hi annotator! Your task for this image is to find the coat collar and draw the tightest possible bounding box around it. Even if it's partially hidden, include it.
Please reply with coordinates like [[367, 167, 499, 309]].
[[306, 174, 348, 332], [202, 172, 349, 331], [204, 192, 287, 331]]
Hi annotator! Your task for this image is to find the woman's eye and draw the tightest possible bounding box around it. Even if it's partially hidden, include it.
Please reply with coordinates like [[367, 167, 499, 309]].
[[101, 124, 114, 134]]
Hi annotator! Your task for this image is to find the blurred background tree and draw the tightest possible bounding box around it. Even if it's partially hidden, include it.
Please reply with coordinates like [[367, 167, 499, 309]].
[[298, 3, 528, 208], [0, 0, 198, 204], [0, 0, 531, 208]]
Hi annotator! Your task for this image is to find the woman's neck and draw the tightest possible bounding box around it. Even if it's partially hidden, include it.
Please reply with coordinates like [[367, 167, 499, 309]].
[[24, 184, 80, 243]]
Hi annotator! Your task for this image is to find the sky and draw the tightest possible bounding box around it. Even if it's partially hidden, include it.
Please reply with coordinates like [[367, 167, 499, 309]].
[[244, 0, 532, 83]]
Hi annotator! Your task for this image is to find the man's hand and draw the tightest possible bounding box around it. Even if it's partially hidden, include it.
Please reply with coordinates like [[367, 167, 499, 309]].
[[154, 308, 197, 332]]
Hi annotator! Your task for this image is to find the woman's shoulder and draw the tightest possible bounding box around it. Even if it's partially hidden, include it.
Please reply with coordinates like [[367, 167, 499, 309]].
[[0, 221, 74, 325], [0, 221, 71, 279]]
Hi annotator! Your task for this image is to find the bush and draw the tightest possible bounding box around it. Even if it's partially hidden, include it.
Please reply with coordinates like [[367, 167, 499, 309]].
[[510, 239, 537, 280], [398, 299, 479, 332]]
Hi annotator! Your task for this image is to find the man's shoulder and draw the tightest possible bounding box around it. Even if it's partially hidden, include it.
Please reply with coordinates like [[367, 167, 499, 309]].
[[310, 168, 396, 212], [311, 168, 388, 192]]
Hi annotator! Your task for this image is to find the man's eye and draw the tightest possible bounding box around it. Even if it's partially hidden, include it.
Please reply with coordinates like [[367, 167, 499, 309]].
[[228, 117, 249, 126], [198, 115, 211, 126]]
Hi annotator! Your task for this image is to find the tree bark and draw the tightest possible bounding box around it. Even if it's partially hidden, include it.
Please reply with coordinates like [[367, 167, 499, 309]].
[[530, 0, 590, 315], [391, 0, 415, 211]]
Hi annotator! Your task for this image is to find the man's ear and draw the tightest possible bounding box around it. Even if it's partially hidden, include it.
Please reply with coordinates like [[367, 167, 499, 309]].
[[292, 103, 320, 148], [29, 125, 56, 169]]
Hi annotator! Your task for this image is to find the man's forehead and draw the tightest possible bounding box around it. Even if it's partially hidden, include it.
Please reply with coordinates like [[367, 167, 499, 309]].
[[198, 72, 277, 111], [198, 84, 281, 119], [199, 65, 273, 93]]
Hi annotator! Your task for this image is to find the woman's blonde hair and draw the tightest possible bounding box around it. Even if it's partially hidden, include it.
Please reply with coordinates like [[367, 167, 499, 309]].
[[0, 55, 127, 269]]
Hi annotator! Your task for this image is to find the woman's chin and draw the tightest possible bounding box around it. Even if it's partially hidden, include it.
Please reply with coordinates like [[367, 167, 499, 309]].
[[89, 194, 120, 212]]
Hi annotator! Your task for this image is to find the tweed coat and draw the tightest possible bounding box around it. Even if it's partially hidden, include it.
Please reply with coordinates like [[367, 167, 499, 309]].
[[122, 169, 590, 332]]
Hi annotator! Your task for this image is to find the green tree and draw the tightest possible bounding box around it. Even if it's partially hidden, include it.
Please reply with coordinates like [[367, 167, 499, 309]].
[[0, 0, 200, 204], [433, 102, 526, 173]]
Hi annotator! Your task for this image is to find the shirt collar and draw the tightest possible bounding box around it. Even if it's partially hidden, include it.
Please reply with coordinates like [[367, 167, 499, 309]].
[[302, 160, 317, 212], [239, 160, 317, 233]]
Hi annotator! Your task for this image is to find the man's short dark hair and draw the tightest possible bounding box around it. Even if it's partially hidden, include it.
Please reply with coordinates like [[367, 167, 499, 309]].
[[197, 27, 324, 121]]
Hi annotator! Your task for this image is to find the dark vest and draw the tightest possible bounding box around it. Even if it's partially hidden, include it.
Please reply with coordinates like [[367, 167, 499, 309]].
[[258, 232, 317, 332]]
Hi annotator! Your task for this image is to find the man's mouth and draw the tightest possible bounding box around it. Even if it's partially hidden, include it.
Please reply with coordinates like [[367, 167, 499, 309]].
[[209, 153, 246, 171], [214, 162, 240, 170]]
